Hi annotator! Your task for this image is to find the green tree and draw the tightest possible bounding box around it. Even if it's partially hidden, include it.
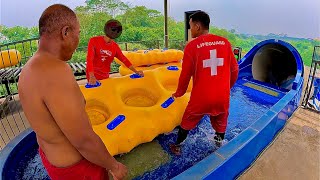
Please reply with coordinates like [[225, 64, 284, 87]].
[[1, 26, 38, 42], [118, 6, 161, 27], [1, 0, 319, 69], [76, 11, 112, 47], [85, 0, 129, 17]]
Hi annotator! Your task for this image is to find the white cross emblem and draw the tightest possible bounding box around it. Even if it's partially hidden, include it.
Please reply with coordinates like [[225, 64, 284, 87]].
[[203, 49, 224, 76]]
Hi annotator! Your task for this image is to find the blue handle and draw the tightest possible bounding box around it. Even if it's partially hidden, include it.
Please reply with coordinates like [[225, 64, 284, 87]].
[[167, 66, 179, 71], [130, 74, 143, 79], [161, 97, 175, 108], [107, 115, 126, 130], [85, 81, 101, 88]]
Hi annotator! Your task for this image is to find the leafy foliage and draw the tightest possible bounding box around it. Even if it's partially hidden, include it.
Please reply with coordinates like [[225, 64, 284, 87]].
[[0, 0, 319, 67]]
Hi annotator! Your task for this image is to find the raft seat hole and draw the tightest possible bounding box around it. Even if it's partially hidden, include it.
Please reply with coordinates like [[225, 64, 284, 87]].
[[85, 100, 110, 125], [122, 88, 160, 107]]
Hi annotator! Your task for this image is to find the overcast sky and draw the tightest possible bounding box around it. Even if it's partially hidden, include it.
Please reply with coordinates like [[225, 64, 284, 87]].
[[1, 0, 319, 38]]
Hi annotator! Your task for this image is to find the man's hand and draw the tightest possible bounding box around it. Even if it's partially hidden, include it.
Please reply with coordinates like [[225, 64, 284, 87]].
[[109, 162, 128, 180], [89, 76, 98, 85]]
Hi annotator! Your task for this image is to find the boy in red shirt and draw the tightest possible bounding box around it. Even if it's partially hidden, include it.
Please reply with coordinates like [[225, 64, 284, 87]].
[[170, 11, 239, 155], [86, 20, 143, 85]]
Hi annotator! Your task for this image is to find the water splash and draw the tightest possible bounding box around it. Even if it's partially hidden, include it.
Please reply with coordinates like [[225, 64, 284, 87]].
[[9, 80, 282, 180]]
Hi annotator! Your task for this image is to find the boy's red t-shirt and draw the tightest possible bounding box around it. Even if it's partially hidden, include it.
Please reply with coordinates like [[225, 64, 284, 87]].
[[175, 34, 239, 116], [86, 36, 132, 80]]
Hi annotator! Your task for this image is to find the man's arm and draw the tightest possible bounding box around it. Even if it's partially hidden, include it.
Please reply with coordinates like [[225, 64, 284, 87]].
[[44, 64, 118, 171], [173, 45, 194, 97], [229, 44, 239, 87]]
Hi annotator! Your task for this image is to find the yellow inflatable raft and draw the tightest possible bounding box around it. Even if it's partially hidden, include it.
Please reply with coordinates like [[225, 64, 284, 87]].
[[118, 62, 182, 76], [0, 49, 21, 68], [80, 66, 192, 156], [115, 49, 183, 76]]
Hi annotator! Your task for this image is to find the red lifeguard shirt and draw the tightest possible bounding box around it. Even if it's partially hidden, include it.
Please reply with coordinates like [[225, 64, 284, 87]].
[[86, 36, 132, 80], [175, 34, 239, 116]]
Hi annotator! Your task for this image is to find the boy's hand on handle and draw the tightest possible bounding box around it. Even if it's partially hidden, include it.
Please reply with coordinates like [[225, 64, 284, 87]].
[[109, 162, 128, 180], [89, 76, 98, 85], [136, 70, 144, 77], [129, 66, 144, 77]]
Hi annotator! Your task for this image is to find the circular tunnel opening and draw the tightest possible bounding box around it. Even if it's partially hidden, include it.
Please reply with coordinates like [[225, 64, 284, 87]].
[[252, 44, 297, 89]]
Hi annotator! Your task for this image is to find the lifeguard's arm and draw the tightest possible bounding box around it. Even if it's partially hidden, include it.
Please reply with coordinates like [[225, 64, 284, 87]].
[[174, 45, 194, 97], [229, 43, 239, 87], [86, 38, 95, 78], [44, 65, 118, 171]]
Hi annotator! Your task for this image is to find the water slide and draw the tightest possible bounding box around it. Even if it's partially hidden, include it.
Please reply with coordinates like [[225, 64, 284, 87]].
[[0, 39, 304, 180]]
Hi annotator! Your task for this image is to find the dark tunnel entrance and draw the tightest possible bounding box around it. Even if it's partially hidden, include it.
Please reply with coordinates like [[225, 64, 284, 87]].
[[252, 44, 297, 90]]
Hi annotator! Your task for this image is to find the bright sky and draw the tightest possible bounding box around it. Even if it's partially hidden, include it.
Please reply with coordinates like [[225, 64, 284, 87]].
[[1, 0, 319, 38]]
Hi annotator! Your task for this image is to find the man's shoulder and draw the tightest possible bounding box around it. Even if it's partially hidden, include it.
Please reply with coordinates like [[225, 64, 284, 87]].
[[207, 34, 230, 44], [19, 54, 70, 89], [38, 58, 74, 88], [184, 39, 198, 51], [188, 34, 230, 46], [110, 40, 120, 47], [27, 53, 72, 77], [49, 60, 73, 78], [186, 38, 198, 47]]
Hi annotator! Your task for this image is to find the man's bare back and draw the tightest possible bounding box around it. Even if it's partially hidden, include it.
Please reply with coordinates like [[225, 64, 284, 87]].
[[18, 4, 127, 180], [19, 52, 84, 167]]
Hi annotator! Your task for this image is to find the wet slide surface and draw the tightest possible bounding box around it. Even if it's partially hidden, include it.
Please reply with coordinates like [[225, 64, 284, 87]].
[[3, 79, 284, 180]]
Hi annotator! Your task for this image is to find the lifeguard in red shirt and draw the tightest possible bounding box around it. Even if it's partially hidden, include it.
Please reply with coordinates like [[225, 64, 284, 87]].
[[170, 11, 239, 155], [86, 19, 143, 85]]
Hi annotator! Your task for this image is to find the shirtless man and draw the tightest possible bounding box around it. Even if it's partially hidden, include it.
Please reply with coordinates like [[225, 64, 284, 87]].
[[18, 4, 127, 180]]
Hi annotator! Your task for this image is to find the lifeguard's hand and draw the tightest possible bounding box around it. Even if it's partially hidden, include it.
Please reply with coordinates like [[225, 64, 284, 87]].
[[109, 162, 128, 180], [88, 76, 98, 85], [136, 70, 144, 77]]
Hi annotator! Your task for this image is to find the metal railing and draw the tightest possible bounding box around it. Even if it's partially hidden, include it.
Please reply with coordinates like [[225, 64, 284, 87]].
[[0, 38, 186, 149], [0, 39, 35, 150], [0, 95, 28, 150], [0, 37, 39, 65], [301, 46, 320, 112], [0, 38, 186, 95]]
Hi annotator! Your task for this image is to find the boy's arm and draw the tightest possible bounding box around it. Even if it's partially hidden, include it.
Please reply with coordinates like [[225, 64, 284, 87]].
[[174, 45, 194, 97], [86, 38, 95, 78], [114, 43, 143, 76], [115, 43, 132, 68]]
